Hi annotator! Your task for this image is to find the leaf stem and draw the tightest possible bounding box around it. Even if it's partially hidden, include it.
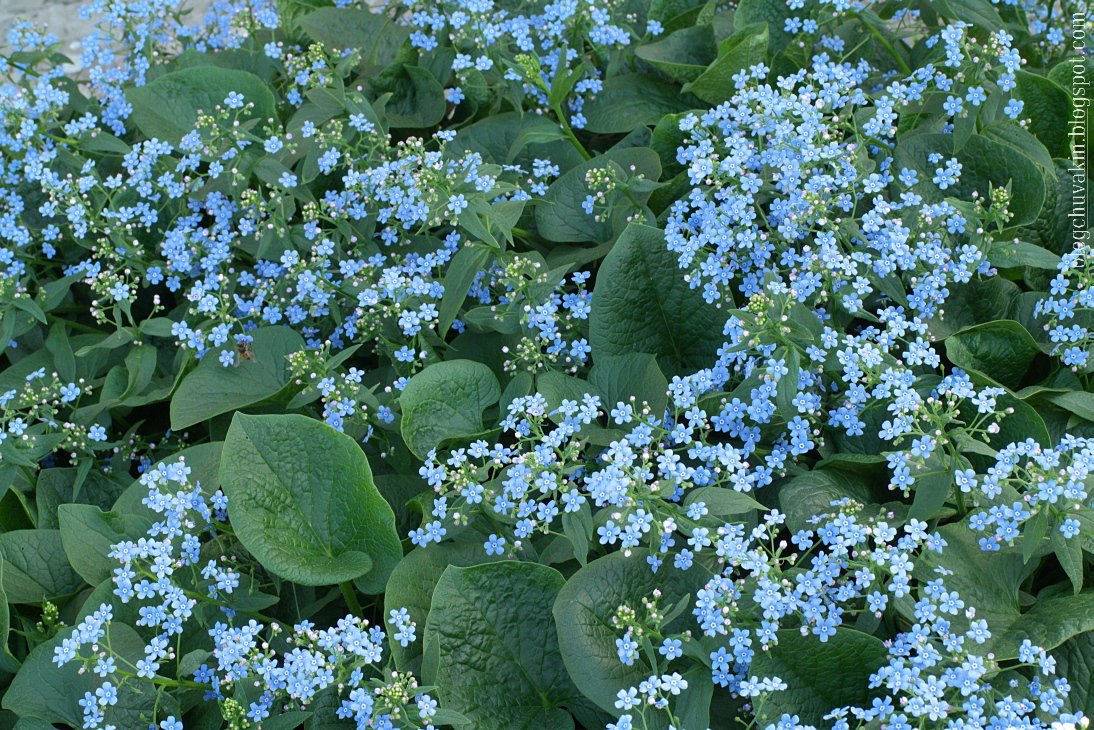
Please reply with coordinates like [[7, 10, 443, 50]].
[[340, 581, 363, 617], [553, 104, 592, 161], [856, 13, 911, 75]]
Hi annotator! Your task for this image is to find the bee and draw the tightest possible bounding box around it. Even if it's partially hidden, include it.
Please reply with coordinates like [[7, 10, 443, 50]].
[[235, 339, 256, 365]]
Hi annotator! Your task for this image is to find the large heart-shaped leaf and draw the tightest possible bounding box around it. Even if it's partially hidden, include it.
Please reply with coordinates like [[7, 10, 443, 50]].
[[220, 413, 401, 591], [590, 223, 729, 375], [945, 320, 1041, 389], [916, 523, 1094, 660], [749, 629, 888, 726], [384, 542, 501, 671], [424, 561, 582, 730], [399, 360, 501, 459], [171, 326, 303, 430], [554, 550, 702, 714], [127, 66, 276, 143], [3, 624, 176, 726]]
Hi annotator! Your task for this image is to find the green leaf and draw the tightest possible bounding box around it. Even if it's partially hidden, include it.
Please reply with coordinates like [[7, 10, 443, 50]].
[[438, 244, 494, 334], [734, 0, 810, 53], [774, 345, 800, 417], [3, 624, 174, 726], [581, 74, 689, 134], [1015, 70, 1071, 158], [1021, 508, 1050, 563], [682, 23, 770, 104], [909, 454, 956, 522], [425, 562, 579, 729], [895, 132, 1046, 228], [451, 111, 583, 172], [537, 371, 604, 418], [0, 530, 84, 604], [173, 47, 278, 81], [649, 0, 708, 26], [917, 523, 1094, 659], [384, 543, 501, 671], [170, 326, 304, 430], [915, 522, 1025, 630], [1046, 391, 1094, 422], [1015, 160, 1080, 255], [934, 0, 1005, 31], [590, 223, 729, 375], [297, 7, 408, 66], [0, 582, 18, 673], [945, 320, 1041, 389], [749, 629, 888, 726], [375, 473, 428, 539], [778, 469, 881, 534], [683, 486, 766, 516], [1052, 633, 1094, 718], [589, 353, 669, 417], [554, 550, 702, 713], [535, 148, 662, 243], [376, 65, 446, 129], [126, 66, 276, 143], [987, 240, 1061, 270], [562, 505, 593, 565], [57, 504, 147, 586], [220, 413, 402, 590], [635, 26, 716, 84], [1052, 527, 1084, 595], [932, 276, 1021, 339], [983, 592, 1094, 659], [981, 121, 1054, 172], [399, 360, 501, 459], [986, 390, 1052, 450], [112, 442, 223, 518]]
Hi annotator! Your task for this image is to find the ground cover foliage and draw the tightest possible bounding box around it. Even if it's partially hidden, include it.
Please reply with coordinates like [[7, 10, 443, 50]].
[[0, 0, 1091, 728]]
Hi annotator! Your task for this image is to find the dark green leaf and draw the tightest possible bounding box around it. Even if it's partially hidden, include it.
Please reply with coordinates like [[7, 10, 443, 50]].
[[170, 326, 303, 430], [1052, 633, 1094, 718], [778, 469, 881, 534], [536, 148, 662, 243], [127, 66, 276, 143], [425, 562, 579, 729], [581, 74, 688, 134], [682, 23, 770, 104], [297, 7, 408, 66], [385, 543, 501, 671], [635, 26, 716, 84], [987, 240, 1061, 270], [58, 504, 146, 586], [945, 320, 1041, 389], [3, 624, 174, 726], [554, 551, 702, 713], [399, 360, 501, 459], [589, 353, 669, 417], [590, 223, 729, 375], [1015, 70, 1071, 158], [0, 530, 84, 604], [895, 132, 1046, 228], [750, 629, 888, 726]]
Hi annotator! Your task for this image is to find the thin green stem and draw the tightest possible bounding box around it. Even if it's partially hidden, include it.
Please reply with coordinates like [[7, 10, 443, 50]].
[[340, 581, 363, 617], [553, 104, 592, 161], [857, 13, 911, 75]]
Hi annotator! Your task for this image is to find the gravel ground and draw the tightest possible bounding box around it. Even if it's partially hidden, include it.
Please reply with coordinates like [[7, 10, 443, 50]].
[[0, 0, 215, 68]]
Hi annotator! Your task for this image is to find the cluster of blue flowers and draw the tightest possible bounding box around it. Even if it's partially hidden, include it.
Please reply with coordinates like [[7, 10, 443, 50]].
[[1037, 242, 1093, 371], [53, 456, 437, 730], [402, 0, 657, 130]]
